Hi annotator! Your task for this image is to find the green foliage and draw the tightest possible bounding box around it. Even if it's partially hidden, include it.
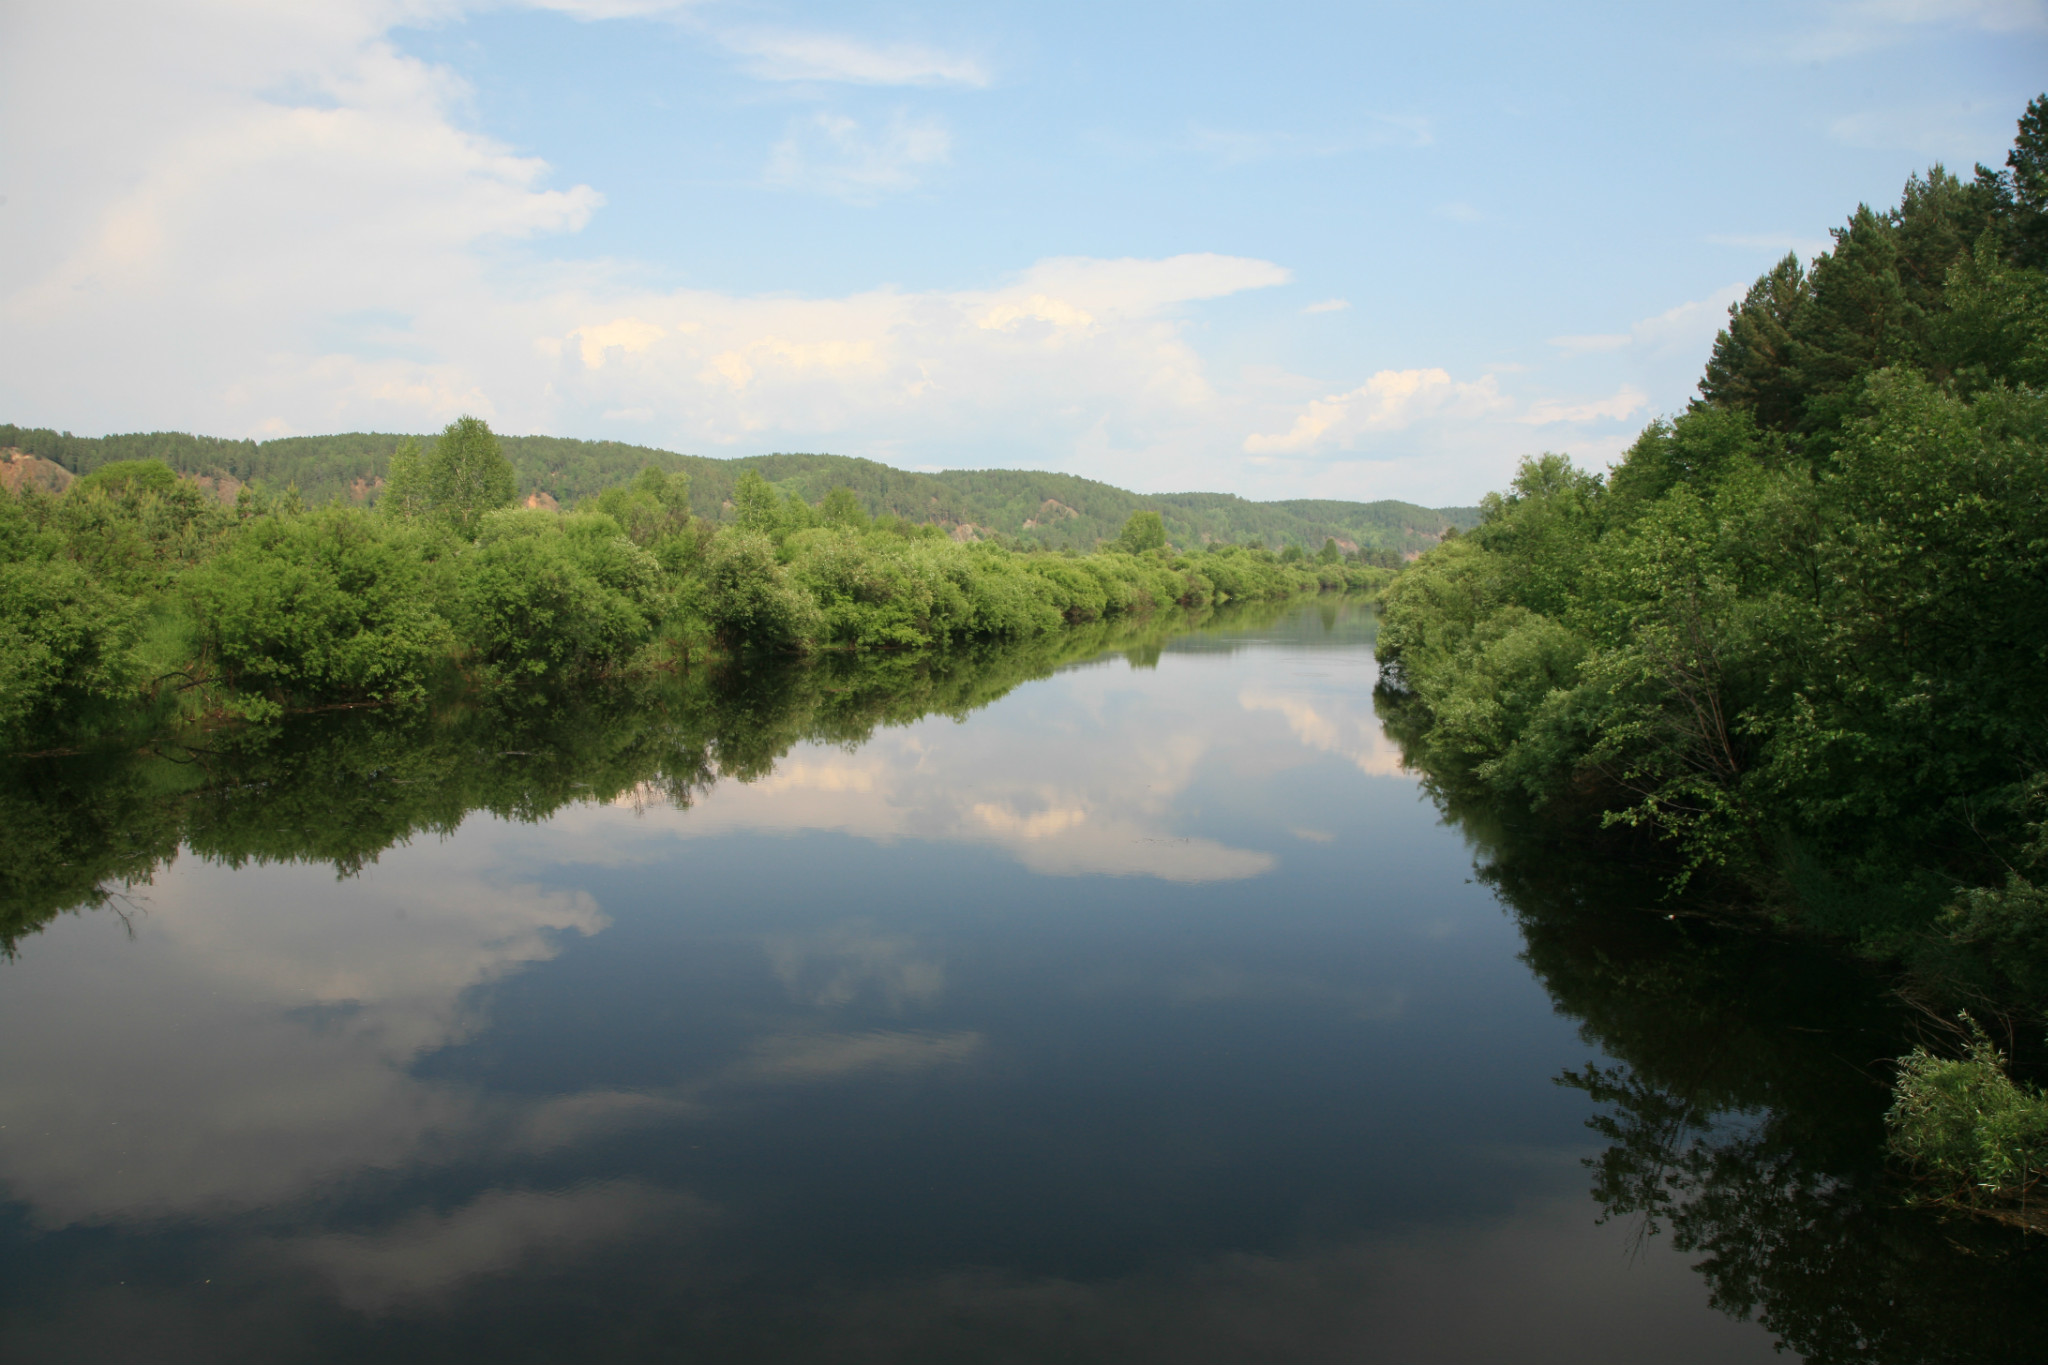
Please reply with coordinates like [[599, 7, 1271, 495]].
[[1888, 1020, 2048, 1207], [730, 469, 784, 536], [1378, 97, 2048, 947], [1114, 509, 1167, 554], [592, 465, 694, 546], [450, 509, 664, 682], [0, 558, 142, 737], [380, 437, 430, 521], [702, 530, 825, 653], [1, 449, 1384, 747], [426, 415, 517, 532], [818, 485, 868, 529], [70, 459, 179, 499], [186, 506, 451, 702], [1370, 98, 2048, 1234]]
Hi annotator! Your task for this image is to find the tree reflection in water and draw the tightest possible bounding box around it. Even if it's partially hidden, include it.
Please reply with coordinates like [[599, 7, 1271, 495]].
[[1, 605, 1233, 957], [1432, 773, 2048, 1362]]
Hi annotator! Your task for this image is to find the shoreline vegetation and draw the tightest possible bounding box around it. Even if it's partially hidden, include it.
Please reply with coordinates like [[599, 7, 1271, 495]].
[[0, 418, 1392, 752], [1373, 96, 2048, 1219]]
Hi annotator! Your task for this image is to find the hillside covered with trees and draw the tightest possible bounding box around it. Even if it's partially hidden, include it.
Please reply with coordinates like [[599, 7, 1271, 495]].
[[0, 425, 1473, 559], [1374, 96, 2048, 1217]]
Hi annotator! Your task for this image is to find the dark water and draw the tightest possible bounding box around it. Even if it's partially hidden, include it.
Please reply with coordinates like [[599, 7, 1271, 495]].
[[0, 601, 2040, 1363]]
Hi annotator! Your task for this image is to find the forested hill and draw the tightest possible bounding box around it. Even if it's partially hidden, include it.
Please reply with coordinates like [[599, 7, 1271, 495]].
[[0, 424, 1474, 556]]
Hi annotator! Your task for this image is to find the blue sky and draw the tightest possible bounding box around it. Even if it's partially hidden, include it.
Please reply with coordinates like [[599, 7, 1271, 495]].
[[0, 1, 2039, 504]]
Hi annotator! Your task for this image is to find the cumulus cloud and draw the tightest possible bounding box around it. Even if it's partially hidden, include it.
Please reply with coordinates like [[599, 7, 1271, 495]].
[[568, 317, 670, 368], [1243, 368, 1505, 455], [0, 0, 1290, 471], [720, 29, 990, 86], [0, 0, 1708, 508]]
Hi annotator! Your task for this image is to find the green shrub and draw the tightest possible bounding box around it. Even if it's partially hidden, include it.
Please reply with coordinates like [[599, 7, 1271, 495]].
[[701, 530, 823, 652], [187, 506, 451, 702], [1888, 1020, 2048, 1206], [0, 558, 143, 734], [451, 509, 664, 681]]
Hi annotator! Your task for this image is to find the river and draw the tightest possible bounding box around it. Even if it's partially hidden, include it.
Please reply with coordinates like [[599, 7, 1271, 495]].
[[0, 600, 2037, 1362]]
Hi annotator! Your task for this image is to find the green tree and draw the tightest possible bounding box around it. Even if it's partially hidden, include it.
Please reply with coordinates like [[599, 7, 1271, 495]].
[[731, 470, 782, 536], [819, 485, 869, 530], [427, 416, 516, 534], [380, 437, 431, 521], [1114, 510, 1167, 554], [70, 459, 180, 499], [2007, 94, 2048, 268], [594, 466, 693, 546]]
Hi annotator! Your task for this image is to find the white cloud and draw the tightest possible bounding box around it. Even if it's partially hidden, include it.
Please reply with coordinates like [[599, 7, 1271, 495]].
[[1547, 283, 1744, 360], [570, 316, 669, 368], [720, 30, 990, 87], [0, 0, 1684, 509], [524, 0, 699, 18], [1628, 284, 1747, 352], [765, 110, 953, 200], [1243, 368, 1506, 456], [1302, 298, 1350, 314], [1517, 386, 1649, 426], [1240, 690, 1409, 778]]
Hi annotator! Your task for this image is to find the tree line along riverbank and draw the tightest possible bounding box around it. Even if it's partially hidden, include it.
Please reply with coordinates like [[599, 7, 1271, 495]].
[[0, 420, 1390, 748], [1374, 96, 2048, 1221]]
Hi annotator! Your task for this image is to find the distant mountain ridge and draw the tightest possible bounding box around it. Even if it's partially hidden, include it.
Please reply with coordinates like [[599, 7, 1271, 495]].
[[0, 424, 1476, 556]]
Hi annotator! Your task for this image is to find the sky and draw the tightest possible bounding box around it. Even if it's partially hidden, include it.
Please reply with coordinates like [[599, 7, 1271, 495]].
[[0, 1, 2040, 505]]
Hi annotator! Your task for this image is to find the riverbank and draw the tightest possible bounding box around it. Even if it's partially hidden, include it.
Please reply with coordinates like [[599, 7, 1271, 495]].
[[0, 444, 1392, 753]]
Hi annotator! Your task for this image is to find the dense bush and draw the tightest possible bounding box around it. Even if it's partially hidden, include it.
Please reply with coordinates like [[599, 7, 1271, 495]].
[[0, 558, 142, 734], [449, 509, 665, 682], [188, 507, 451, 703], [1888, 1022, 2048, 1211]]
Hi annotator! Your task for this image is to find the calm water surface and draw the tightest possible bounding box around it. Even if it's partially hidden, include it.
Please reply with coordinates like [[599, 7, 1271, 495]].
[[0, 602, 2017, 1361]]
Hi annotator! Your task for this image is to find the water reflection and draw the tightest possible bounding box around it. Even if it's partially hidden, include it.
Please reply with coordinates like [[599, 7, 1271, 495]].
[[1403, 724, 2048, 1361], [0, 600, 2028, 1360]]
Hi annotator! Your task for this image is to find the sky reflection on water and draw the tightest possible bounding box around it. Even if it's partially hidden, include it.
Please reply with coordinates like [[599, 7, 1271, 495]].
[[0, 602, 1785, 1362]]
